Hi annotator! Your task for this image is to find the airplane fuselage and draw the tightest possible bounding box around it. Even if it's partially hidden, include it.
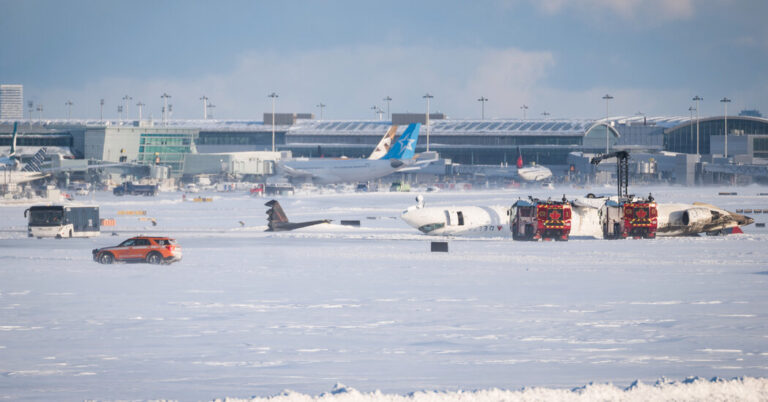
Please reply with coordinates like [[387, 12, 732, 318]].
[[401, 197, 753, 238], [280, 158, 404, 184]]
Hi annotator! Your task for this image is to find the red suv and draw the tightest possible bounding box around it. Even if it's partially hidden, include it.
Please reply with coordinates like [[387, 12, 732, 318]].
[[92, 236, 182, 264]]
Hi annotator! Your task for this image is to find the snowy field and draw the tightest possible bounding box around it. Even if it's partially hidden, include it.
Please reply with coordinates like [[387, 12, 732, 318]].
[[1, 184, 767, 401]]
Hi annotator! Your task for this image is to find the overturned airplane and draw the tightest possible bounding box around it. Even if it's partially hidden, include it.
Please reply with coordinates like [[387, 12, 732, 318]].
[[265, 200, 331, 232]]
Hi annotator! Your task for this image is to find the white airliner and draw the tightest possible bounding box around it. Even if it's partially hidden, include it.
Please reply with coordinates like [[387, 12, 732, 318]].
[[278, 123, 435, 184], [401, 195, 753, 238]]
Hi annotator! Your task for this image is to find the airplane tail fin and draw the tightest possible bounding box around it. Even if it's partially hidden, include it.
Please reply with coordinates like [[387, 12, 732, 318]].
[[265, 199, 289, 227], [21, 147, 47, 172], [382, 123, 420, 160], [9, 122, 18, 158], [368, 125, 399, 160]]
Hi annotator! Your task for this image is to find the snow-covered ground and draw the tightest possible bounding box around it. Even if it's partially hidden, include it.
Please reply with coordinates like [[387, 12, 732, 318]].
[[1, 185, 767, 401]]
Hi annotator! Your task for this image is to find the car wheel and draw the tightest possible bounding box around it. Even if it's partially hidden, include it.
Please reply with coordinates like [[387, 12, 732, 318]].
[[99, 253, 114, 264], [146, 252, 163, 265]]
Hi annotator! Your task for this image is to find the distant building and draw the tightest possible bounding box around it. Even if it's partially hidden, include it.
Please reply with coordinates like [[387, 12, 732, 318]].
[[0, 84, 23, 119], [739, 109, 763, 118]]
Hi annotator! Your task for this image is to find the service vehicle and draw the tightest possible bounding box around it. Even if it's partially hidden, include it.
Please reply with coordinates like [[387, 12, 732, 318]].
[[24, 205, 100, 238], [113, 182, 158, 196], [92, 236, 182, 264], [511, 197, 572, 241]]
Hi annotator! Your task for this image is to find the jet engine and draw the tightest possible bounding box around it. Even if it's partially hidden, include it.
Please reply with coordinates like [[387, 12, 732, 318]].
[[682, 208, 713, 227]]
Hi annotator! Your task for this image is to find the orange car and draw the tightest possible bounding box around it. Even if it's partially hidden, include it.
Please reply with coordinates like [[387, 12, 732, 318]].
[[92, 236, 182, 264]]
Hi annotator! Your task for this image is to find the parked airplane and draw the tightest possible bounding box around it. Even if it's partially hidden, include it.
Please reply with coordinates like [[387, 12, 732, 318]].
[[0, 147, 49, 185], [265, 199, 331, 231], [278, 123, 430, 184], [515, 148, 553, 182], [0, 122, 20, 167], [401, 195, 753, 238]]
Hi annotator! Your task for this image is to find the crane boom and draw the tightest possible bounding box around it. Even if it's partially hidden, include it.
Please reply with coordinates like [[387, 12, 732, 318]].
[[590, 150, 630, 199]]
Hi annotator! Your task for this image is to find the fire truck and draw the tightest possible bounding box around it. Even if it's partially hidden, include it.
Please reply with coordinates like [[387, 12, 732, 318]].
[[601, 197, 658, 239], [590, 151, 658, 239], [511, 197, 572, 241]]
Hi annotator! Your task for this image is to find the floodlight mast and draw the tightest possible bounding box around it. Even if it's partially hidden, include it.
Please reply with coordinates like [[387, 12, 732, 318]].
[[65, 100, 73, 119], [692, 96, 703, 157], [200, 95, 209, 120], [720, 97, 731, 159], [602, 94, 614, 153], [423, 93, 433, 152], [316, 102, 326, 120], [99, 99, 104, 122], [477, 96, 488, 120], [122, 95, 132, 120], [136, 101, 145, 121], [161, 93, 171, 126], [520, 104, 528, 120], [268, 92, 278, 152], [383, 96, 392, 121]]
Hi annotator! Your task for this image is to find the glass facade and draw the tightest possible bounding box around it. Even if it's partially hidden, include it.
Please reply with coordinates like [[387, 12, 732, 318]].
[[664, 117, 768, 154], [197, 131, 285, 147], [0, 134, 72, 147], [137, 133, 194, 175]]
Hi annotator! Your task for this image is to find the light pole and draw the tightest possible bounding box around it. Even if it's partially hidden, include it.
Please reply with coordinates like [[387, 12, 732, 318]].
[[136, 101, 145, 121], [383, 96, 392, 121], [27, 101, 34, 120], [207, 103, 216, 119], [720, 97, 731, 158], [602, 94, 614, 153], [36, 104, 43, 122], [520, 104, 528, 120], [268, 92, 278, 152], [200, 95, 209, 120], [122, 95, 132, 120], [692, 95, 703, 157], [316, 102, 326, 120], [688, 106, 696, 152], [117, 105, 123, 123], [477, 96, 488, 120], [423, 93, 434, 152], [541, 111, 550, 119], [99, 99, 104, 122], [65, 100, 73, 119], [161, 93, 171, 126]]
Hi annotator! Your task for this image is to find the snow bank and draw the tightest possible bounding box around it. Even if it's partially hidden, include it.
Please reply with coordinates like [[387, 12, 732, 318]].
[[217, 377, 768, 402]]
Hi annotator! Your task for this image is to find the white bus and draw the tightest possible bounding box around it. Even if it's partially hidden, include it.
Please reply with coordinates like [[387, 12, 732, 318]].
[[24, 205, 100, 238]]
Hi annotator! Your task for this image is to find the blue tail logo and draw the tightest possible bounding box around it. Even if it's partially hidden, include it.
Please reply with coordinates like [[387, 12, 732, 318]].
[[382, 123, 420, 160]]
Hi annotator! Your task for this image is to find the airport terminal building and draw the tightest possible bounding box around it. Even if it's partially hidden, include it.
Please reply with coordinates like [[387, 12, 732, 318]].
[[2, 112, 768, 182]]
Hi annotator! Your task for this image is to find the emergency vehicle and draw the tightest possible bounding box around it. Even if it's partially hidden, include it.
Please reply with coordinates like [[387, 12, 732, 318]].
[[602, 197, 658, 239], [511, 197, 572, 241]]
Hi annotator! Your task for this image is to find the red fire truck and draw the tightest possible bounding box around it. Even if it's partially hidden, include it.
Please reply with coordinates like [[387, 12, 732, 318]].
[[511, 198, 572, 241], [602, 198, 658, 239]]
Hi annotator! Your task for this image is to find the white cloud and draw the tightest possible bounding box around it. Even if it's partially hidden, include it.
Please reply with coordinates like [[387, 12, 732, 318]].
[[534, 0, 695, 21], [29, 46, 556, 120]]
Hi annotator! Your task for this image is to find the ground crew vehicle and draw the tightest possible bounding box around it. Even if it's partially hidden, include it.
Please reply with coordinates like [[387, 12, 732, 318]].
[[92, 236, 182, 264], [511, 197, 572, 241], [25, 205, 100, 238], [113, 182, 158, 196]]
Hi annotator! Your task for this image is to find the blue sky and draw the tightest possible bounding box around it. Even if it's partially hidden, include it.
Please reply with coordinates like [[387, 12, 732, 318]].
[[1, 0, 766, 120]]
